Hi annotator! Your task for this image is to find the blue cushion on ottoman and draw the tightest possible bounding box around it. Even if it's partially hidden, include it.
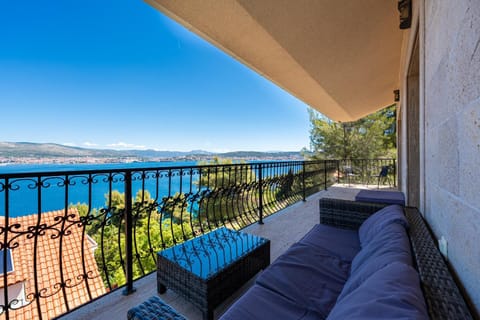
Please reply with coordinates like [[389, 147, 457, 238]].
[[327, 262, 429, 320], [355, 190, 405, 206]]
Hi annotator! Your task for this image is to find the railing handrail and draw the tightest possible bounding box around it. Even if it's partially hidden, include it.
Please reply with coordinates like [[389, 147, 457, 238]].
[[0, 160, 334, 179]]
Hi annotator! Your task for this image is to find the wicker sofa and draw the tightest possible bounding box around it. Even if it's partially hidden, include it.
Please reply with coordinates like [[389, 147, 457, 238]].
[[220, 199, 473, 320]]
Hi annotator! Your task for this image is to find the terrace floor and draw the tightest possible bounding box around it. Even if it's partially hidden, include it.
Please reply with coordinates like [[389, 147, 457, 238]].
[[60, 184, 395, 320]]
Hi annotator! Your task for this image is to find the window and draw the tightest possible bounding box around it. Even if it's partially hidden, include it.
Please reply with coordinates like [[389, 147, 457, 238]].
[[0, 249, 14, 275]]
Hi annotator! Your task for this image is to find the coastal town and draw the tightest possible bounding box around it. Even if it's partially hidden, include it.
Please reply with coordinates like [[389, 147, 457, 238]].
[[0, 141, 304, 168], [0, 154, 304, 167], [0, 156, 142, 165]]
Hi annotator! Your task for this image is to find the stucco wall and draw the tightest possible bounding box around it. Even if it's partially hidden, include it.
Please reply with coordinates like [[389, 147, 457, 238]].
[[423, 0, 480, 315]]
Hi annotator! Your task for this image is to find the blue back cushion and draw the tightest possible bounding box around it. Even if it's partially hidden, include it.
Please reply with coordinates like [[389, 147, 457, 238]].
[[327, 262, 429, 320], [358, 204, 408, 246], [339, 222, 413, 300], [298, 224, 360, 262]]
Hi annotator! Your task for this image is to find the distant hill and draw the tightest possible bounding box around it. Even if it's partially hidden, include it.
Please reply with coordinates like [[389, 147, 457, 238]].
[[0, 142, 302, 160], [0, 142, 120, 157], [220, 151, 301, 158], [126, 149, 214, 158]]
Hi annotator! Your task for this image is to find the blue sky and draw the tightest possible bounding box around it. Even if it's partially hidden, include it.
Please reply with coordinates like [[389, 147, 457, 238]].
[[0, 0, 312, 152]]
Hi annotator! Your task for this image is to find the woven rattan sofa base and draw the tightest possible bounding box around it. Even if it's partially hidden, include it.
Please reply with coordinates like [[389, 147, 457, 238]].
[[157, 238, 270, 320], [319, 198, 474, 320]]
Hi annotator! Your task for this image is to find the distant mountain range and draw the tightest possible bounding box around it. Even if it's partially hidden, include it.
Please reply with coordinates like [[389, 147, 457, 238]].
[[0, 142, 302, 160]]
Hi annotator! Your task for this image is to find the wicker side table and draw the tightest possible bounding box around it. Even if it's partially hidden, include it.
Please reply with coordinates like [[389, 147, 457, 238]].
[[157, 227, 270, 320]]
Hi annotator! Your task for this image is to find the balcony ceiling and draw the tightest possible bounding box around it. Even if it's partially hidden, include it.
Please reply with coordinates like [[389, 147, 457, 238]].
[[146, 0, 403, 122]]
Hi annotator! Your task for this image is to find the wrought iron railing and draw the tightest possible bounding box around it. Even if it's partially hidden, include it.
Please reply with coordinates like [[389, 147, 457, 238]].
[[0, 159, 340, 319], [0, 158, 394, 319], [337, 158, 397, 187]]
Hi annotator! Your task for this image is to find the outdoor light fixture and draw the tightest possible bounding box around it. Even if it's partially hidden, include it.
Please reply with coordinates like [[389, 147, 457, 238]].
[[398, 0, 412, 29], [394, 89, 400, 102]]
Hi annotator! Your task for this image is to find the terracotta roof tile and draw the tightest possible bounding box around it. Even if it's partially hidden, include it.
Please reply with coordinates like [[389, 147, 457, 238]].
[[0, 209, 106, 319]]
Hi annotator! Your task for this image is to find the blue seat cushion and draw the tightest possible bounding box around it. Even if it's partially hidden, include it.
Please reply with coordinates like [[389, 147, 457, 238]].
[[327, 262, 429, 320], [358, 204, 408, 246], [355, 190, 405, 206], [298, 224, 360, 261], [220, 284, 323, 320], [338, 222, 413, 300], [255, 242, 350, 318]]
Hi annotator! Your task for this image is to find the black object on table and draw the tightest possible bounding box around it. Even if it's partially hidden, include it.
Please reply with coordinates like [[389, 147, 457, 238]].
[[157, 227, 270, 320], [127, 295, 187, 320]]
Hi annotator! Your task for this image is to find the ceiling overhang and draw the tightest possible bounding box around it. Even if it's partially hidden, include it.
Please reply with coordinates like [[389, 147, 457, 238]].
[[146, 0, 403, 122]]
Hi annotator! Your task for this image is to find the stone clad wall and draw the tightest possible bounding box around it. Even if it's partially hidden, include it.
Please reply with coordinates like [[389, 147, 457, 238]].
[[423, 0, 480, 315]]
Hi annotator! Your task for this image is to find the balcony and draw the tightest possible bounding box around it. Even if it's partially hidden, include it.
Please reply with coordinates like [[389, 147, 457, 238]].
[[0, 159, 396, 319], [61, 184, 391, 320]]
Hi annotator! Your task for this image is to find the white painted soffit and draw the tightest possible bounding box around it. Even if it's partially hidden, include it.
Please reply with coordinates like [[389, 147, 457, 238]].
[[146, 0, 403, 122]]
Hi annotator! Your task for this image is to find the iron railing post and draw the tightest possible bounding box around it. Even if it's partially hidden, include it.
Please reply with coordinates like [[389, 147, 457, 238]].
[[258, 163, 264, 224], [336, 160, 340, 184], [393, 158, 397, 187], [324, 160, 328, 190], [3, 178, 9, 320], [302, 161, 306, 201], [123, 171, 136, 295]]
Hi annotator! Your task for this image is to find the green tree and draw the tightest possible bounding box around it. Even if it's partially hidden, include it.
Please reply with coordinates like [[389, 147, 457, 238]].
[[197, 157, 257, 229], [308, 105, 396, 159], [72, 189, 192, 289]]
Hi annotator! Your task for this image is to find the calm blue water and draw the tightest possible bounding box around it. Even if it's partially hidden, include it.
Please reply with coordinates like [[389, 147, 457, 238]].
[[0, 160, 301, 217], [0, 161, 199, 217], [0, 161, 197, 174]]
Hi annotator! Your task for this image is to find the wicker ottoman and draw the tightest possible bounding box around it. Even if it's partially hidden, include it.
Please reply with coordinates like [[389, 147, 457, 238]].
[[127, 296, 186, 320], [157, 227, 271, 320]]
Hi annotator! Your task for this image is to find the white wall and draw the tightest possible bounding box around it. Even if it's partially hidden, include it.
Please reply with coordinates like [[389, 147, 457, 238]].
[[0, 282, 27, 309], [400, 0, 480, 315]]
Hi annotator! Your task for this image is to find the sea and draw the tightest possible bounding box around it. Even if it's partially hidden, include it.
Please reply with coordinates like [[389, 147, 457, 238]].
[[0, 161, 200, 217]]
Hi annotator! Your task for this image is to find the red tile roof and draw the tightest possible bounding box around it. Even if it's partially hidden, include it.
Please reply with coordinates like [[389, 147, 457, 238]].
[[0, 209, 106, 319]]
